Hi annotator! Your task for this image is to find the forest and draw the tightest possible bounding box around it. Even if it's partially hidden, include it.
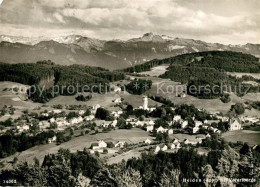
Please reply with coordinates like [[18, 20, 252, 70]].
[[0, 61, 125, 102], [123, 51, 260, 73], [121, 51, 260, 98], [0, 131, 56, 158]]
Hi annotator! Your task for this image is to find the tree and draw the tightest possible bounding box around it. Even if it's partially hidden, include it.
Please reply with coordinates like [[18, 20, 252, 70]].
[[95, 108, 110, 120], [231, 103, 245, 115], [115, 167, 142, 187], [159, 169, 181, 187], [90, 168, 117, 187], [13, 157, 18, 165], [240, 143, 250, 155]]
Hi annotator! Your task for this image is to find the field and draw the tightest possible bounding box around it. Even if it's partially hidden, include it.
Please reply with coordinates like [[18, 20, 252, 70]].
[[129, 76, 260, 115], [0, 128, 151, 170], [0, 82, 41, 121], [137, 64, 170, 77], [222, 130, 260, 146]]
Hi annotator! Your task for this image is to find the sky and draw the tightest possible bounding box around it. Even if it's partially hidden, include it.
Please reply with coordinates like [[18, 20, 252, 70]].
[[0, 0, 259, 44]]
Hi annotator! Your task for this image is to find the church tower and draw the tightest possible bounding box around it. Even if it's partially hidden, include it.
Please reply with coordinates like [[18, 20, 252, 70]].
[[143, 96, 148, 110]]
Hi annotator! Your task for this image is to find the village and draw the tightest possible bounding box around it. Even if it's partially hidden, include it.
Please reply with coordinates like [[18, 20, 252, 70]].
[[1, 91, 259, 165]]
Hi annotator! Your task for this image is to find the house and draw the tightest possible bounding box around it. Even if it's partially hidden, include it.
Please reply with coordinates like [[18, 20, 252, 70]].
[[216, 116, 229, 122], [168, 129, 173, 135], [178, 92, 186, 98], [170, 142, 181, 149], [85, 115, 95, 121], [175, 142, 181, 149], [92, 140, 107, 150], [147, 125, 154, 132], [79, 110, 85, 115], [101, 121, 112, 128], [113, 97, 121, 103], [126, 117, 136, 123], [194, 121, 203, 127], [145, 139, 152, 144], [213, 128, 221, 134], [135, 120, 145, 127], [173, 115, 182, 122], [92, 104, 101, 111], [53, 109, 62, 114], [115, 141, 125, 148], [50, 118, 55, 123], [113, 86, 122, 93], [56, 118, 70, 127], [149, 108, 156, 112], [229, 119, 242, 131], [110, 120, 117, 127], [170, 143, 176, 149], [155, 146, 161, 153], [195, 136, 204, 144], [48, 136, 57, 144], [206, 133, 211, 138], [181, 121, 188, 129], [17, 125, 30, 132], [184, 139, 190, 144], [112, 110, 123, 118], [148, 120, 155, 126], [69, 116, 83, 124], [242, 116, 259, 124], [157, 126, 167, 133], [112, 111, 120, 118], [204, 120, 220, 125], [193, 126, 200, 134], [39, 121, 50, 129], [173, 138, 179, 143], [41, 113, 49, 117], [161, 145, 168, 151]]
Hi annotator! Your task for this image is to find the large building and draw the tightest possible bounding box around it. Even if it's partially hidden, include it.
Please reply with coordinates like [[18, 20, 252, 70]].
[[229, 119, 242, 131]]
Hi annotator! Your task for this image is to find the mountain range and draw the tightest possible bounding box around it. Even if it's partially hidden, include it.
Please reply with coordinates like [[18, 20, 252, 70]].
[[0, 33, 259, 70]]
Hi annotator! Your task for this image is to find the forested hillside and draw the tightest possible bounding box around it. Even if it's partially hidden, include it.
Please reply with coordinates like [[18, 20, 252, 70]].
[[123, 51, 260, 73], [123, 51, 260, 98], [0, 61, 125, 102]]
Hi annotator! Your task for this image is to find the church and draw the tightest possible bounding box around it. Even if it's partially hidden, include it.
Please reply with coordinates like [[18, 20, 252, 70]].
[[229, 119, 242, 131]]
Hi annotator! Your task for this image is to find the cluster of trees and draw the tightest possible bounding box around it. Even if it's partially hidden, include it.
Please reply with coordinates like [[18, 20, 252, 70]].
[[95, 108, 113, 121], [175, 104, 213, 122], [220, 93, 231, 103], [75, 94, 92, 101], [126, 79, 152, 95], [149, 96, 175, 107], [201, 135, 226, 150], [0, 148, 102, 186], [0, 131, 55, 158], [117, 118, 132, 129]]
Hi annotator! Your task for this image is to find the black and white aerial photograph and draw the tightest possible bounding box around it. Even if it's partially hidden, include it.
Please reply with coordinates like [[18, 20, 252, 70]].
[[0, 0, 259, 186]]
